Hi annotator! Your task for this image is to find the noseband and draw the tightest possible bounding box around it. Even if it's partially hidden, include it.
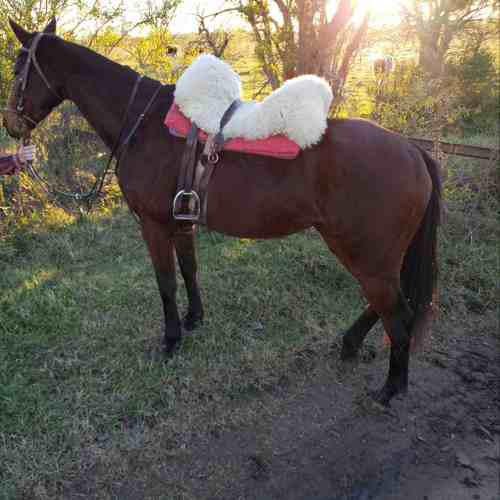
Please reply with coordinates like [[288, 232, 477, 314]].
[[3, 32, 63, 128]]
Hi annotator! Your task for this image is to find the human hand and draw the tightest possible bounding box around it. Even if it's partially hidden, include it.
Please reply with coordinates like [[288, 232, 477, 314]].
[[17, 144, 36, 163]]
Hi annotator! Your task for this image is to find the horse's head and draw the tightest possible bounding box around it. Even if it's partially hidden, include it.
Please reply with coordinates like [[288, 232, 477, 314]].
[[3, 18, 64, 139]]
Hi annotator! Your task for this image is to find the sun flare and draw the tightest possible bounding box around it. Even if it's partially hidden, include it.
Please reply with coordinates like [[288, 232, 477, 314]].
[[333, 0, 406, 26]]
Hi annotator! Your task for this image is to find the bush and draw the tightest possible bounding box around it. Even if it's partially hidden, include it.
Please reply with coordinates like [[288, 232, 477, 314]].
[[368, 62, 463, 137], [447, 48, 500, 133]]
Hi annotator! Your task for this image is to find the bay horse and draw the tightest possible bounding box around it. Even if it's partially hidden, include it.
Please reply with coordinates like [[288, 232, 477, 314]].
[[3, 19, 441, 406]]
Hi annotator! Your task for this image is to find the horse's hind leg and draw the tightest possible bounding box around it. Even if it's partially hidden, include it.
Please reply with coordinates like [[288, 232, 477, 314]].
[[318, 228, 415, 404], [361, 277, 414, 405], [341, 306, 379, 360], [173, 225, 204, 331]]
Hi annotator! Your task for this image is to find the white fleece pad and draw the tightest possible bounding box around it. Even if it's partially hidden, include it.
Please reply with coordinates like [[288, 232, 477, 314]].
[[174, 55, 333, 149]]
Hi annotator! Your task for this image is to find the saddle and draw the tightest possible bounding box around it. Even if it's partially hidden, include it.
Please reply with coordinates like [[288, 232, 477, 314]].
[[168, 54, 333, 224], [172, 54, 332, 148]]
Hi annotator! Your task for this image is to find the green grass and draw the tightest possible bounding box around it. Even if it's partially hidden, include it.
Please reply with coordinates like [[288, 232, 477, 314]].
[[438, 135, 499, 313], [0, 208, 365, 497], [0, 132, 498, 497]]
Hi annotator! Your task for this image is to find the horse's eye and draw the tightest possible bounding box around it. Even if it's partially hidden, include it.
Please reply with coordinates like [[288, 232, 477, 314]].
[[14, 51, 27, 76]]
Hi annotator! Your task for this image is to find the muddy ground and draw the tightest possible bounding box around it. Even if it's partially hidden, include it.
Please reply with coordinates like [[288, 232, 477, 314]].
[[67, 313, 499, 500]]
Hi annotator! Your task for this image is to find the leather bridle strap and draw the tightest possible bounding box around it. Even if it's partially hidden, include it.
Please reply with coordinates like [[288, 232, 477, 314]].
[[17, 32, 63, 113], [116, 81, 163, 161], [1, 32, 63, 127]]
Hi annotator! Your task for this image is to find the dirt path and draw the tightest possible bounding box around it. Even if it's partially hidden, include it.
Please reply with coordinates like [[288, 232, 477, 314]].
[[67, 314, 499, 500]]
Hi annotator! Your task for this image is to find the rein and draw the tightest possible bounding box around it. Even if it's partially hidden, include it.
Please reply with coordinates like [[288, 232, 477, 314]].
[[27, 75, 161, 210], [2, 33, 163, 210]]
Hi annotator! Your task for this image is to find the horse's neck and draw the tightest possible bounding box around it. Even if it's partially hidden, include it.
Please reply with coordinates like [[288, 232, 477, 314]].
[[60, 43, 145, 150]]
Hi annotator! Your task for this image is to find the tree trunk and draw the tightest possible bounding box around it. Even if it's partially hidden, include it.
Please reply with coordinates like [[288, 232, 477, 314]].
[[419, 41, 444, 77]]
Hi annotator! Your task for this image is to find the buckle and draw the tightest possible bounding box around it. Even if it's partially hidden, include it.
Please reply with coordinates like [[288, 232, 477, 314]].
[[172, 190, 201, 221]]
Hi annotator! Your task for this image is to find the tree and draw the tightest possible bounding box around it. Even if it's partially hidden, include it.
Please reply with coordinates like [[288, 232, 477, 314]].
[[448, 44, 499, 131], [0, 0, 181, 104], [0, 0, 120, 104], [221, 0, 368, 110], [401, 0, 497, 77], [195, 12, 232, 58], [0, 0, 181, 216]]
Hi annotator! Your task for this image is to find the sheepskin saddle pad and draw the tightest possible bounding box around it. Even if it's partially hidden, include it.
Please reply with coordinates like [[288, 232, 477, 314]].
[[165, 104, 301, 159], [173, 54, 333, 149]]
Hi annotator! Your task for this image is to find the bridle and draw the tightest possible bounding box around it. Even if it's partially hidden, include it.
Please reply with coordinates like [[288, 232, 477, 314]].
[[1, 31, 163, 212], [2, 32, 63, 128]]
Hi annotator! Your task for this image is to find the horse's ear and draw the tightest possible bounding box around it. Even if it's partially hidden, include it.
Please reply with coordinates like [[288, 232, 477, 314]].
[[43, 17, 57, 34], [9, 19, 32, 46]]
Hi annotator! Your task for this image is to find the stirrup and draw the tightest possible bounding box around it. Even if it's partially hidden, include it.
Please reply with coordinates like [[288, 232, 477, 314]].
[[172, 189, 201, 221]]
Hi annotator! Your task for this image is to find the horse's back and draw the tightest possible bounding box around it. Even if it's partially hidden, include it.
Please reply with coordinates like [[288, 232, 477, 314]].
[[326, 118, 420, 166], [323, 117, 432, 200]]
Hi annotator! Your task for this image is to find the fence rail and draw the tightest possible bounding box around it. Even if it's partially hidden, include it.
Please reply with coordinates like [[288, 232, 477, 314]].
[[408, 137, 499, 161]]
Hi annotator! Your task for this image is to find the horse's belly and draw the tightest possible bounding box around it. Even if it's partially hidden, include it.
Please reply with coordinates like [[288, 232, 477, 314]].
[[205, 165, 318, 238], [207, 214, 313, 239]]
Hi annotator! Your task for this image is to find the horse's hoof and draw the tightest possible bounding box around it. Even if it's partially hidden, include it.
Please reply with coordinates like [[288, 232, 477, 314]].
[[373, 382, 408, 407], [163, 338, 181, 358], [340, 341, 359, 362], [183, 313, 203, 332], [372, 388, 392, 407]]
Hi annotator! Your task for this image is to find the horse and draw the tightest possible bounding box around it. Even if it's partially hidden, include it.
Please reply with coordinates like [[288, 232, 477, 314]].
[[373, 56, 394, 76], [3, 19, 441, 406]]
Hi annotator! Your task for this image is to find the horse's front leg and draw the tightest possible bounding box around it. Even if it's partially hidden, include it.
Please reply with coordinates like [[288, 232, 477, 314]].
[[173, 225, 204, 331], [141, 217, 181, 355]]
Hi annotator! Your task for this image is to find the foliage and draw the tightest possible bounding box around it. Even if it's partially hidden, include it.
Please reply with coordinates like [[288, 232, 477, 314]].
[[364, 26, 499, 136], [227, 0, 369, 111], [400, 0, 496, 76], [0, 0, 181, 220], [123, 28, 184, 83], [0, 0, 182, 105], [439, 135, 499, 313], [195, 11, 232, 58], [0, 0, 123, 105], [447, 46, 500, 132], [367, 61, 464, 136]]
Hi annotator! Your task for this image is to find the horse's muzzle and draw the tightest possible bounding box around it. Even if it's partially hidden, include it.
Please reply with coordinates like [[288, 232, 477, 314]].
[[2, 112, 30, 140]]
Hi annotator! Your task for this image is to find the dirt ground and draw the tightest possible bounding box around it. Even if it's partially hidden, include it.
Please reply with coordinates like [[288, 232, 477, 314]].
[[66, 312, 499, 500]]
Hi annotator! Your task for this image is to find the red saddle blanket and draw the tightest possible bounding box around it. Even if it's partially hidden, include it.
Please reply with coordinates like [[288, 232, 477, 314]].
[[164, 103, 300, 160]]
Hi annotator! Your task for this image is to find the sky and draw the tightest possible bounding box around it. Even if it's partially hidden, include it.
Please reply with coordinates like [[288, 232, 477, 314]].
[[169, 0, 231, 34], [166, 0, 405, 35]]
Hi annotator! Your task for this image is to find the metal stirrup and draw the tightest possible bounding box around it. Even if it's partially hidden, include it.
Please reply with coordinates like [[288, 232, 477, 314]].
[[173, 123, 200, 221], [172, 190, 201, 221]]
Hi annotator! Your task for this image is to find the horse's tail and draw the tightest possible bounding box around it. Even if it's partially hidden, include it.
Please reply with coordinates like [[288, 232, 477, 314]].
[[401, 146, 442, 348]]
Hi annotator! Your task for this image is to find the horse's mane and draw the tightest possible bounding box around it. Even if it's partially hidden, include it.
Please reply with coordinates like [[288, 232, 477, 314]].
[[54, 35, 163, 88]]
